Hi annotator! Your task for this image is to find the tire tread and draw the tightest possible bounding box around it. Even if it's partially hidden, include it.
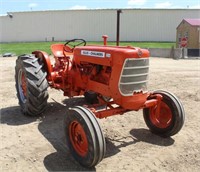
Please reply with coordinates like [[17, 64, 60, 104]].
[[15, 54, 49, 116]]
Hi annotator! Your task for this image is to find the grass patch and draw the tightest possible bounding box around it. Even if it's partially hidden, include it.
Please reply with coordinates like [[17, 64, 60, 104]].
[[0, 41, 175, 56]]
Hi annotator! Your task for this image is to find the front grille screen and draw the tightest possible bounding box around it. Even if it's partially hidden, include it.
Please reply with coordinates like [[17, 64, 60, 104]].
[[119, 58, 149, 95]]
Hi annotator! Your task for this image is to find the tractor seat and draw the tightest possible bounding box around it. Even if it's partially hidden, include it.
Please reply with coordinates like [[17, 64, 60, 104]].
[[51, 44, 73, 58]]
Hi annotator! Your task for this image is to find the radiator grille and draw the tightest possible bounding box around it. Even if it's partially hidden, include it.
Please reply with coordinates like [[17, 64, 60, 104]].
[[119, 58, 149, 96]]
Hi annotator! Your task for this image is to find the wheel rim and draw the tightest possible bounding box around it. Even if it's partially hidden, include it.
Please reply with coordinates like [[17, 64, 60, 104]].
[[149, 101, 172, 128], [18, 69, 27, 103], [69, 120, 89, 157]]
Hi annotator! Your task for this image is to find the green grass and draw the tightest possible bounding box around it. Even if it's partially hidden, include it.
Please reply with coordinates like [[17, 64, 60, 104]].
[[0, 41, 175, 56]]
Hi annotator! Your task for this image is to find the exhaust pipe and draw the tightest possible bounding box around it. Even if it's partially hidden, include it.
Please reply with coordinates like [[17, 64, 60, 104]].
[[116, 9, 122, 46]]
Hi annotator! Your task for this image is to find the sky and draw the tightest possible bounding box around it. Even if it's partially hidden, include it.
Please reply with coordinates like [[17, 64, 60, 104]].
[[0, 0, 200, 15]]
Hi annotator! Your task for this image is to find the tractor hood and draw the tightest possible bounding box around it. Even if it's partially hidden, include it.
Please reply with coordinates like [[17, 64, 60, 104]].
[[73, 45, 149, 66]]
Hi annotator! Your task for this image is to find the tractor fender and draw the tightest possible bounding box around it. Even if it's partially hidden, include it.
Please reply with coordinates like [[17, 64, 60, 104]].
[[32, 51, 52, 80]]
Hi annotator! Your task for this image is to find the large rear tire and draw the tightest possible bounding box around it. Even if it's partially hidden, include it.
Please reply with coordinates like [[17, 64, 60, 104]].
[[64, 106, 106, 167], [15, 54, 49, 116], [143, 90, 185, 137]]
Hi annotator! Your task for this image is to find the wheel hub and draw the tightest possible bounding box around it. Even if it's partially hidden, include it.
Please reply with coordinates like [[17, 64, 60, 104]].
[[18, 69, 27, 103], [150, 102, 172, 128], [69, 121, 88, 157]]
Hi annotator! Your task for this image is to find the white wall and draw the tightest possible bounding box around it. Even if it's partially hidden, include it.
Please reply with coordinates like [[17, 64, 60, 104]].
[[121, 9, 200, 42], [0, 9, 199, 42]]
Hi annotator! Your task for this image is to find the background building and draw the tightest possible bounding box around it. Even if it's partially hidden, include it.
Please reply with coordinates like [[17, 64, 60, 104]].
[[176, 19, 200, 49], [0, 9, 199, 43]]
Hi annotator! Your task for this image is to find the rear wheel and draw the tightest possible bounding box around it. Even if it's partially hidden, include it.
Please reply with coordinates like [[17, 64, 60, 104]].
[[143, 90, 185, 137], [15, 54, 49, 116], [64, 106, 106, 167]]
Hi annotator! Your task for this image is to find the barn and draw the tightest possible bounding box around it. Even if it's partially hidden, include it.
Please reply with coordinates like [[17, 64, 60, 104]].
[[0, 8, 199, 43]]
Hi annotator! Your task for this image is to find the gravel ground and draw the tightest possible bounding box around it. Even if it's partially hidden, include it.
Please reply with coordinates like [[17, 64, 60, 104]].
[[0, 56, 200, 172]]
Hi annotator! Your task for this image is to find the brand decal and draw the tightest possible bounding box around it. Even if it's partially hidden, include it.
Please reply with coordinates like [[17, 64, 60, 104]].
[[81, 50, 105, 58]]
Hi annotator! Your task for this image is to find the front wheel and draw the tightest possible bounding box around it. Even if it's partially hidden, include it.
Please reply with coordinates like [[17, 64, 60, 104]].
[[143, 90, 185, 137], [64, 106, 106, 167]]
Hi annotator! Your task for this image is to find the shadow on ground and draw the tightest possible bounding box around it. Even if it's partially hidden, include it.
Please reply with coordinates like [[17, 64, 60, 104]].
[[1, 97, 174, 171], [1, 97, 94, 171], [130, 128, 174, 146]]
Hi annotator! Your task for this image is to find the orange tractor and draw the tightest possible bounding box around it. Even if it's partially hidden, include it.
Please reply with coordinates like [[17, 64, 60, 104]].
[[15, 36, 185, 167]]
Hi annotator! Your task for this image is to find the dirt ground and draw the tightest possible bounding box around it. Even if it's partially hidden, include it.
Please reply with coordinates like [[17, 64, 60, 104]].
[[0, 56, 200, 172]]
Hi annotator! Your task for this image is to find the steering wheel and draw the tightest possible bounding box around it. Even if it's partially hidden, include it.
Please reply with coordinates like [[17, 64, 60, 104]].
[[63, 39, 86, 53]]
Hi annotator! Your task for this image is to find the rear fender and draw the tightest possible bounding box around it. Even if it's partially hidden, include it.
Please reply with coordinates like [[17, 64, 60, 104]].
[[32, 51, 52, 80]]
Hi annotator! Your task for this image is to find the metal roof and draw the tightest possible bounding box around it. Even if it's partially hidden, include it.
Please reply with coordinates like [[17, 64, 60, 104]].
[[1, 8, 199, 15], [184, 19, 200, 26]]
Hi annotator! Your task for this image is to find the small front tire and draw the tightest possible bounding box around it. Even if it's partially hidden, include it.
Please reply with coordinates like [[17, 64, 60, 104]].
[[64, 106, 106, 167], [143, 90, 185, 137]]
